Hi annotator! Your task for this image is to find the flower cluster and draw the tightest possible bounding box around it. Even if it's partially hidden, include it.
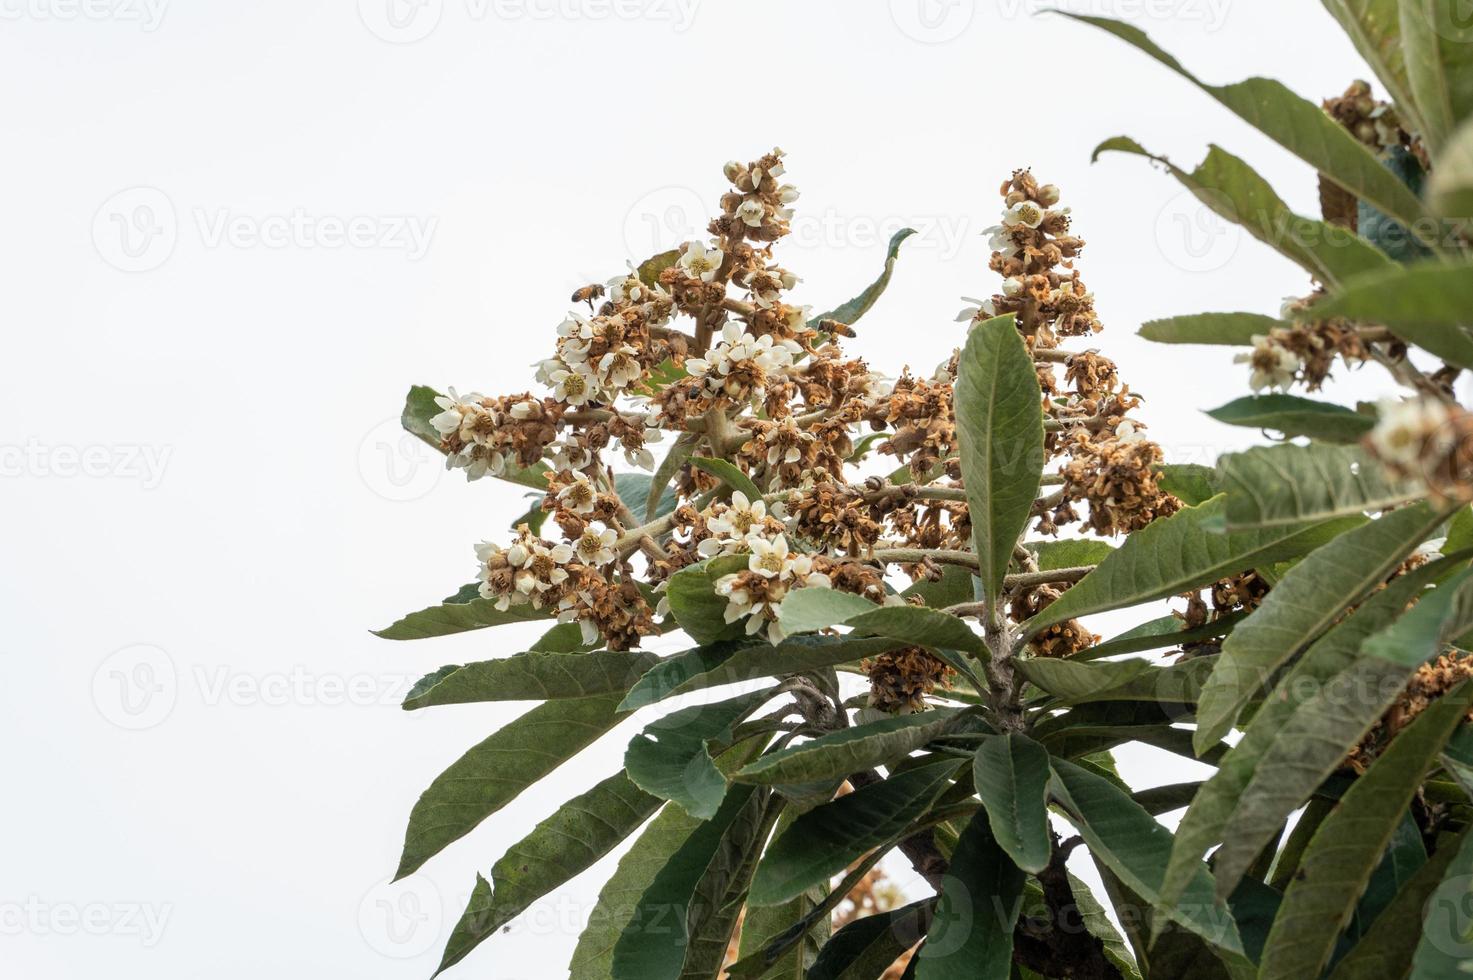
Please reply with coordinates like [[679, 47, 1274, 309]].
[[864, 646, 955, 714], [715, 533, 834, 644], [1365, 397, 1473, 501]]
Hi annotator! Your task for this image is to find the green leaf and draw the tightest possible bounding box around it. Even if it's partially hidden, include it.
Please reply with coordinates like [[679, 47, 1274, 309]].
[[1024, 494, 1355, 633], [1305, 263, 1473, 369], [1076, 611, 1245, 662], [748, 758, 962, 906], [666, 555, 750, 646], [396, 691, 627, 879], [1217, 442, 1421, 531], [1048, 759, 1248, 962], [678, 795, 775, 980], [809, 227, 916, 330], [1402, 0, 1473, 155], [1329, 830, 1469, 980], [955, 314, 1046, 609], [569, 802, 703, 979], [1138, 312, 1286, 346], [1410, 829, 1473, 978], [1365, 566, 1473, 666], [972, 734, 1052, 874], [434, 771, 661, 975], [402, 650, 657, 708], [1024, 538, 1116, 571], [914, 811, 1021, 979], [611, 784, 766, 980], [636, 248, 681, 287], [808, 901, 932, 980], [1065, 13, 1432, 236], [777, 588, 987, 657], [1194, 502, 1442, 750], [620, 635, 903, 712], [625, 688, 775, 819], [1257, 683, 1473, 979], [374, 587, 550, 640], [689, 456, 763, 502], [1158, 462, 1223, 505], [530, 620, 601, 652], [613, 472, 677, 523], [1022, 656, 1216, 709], [1095, 138, 1393, 285], [734, 708, 973, 787], [735, 809, 830, 980], [1429, 118, 1473, 220], [1205, 394, 1376, 443], [1162, 560, 1451, 908], [1320, 0, 1424, 136]]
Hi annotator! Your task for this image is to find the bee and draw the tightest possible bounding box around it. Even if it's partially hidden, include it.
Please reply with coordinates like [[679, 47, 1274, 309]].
[[817, 317, 857, 338], [570, 283, 605, 307]]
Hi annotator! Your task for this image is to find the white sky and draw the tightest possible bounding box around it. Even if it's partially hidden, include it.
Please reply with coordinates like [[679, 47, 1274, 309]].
[[0, 1, 1418, 977]]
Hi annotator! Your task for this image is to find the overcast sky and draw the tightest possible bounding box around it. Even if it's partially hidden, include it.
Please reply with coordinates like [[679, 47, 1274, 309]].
[[0, 1, 1412, 976]]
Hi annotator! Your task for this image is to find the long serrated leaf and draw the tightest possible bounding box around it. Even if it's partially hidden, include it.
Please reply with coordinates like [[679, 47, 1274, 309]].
[[374, 588, 550, 640], [1048, 759, 1248, 963], [1257, 683, 1473, 979], [403, 650, 657, 708], [1095, 137, 1393, 285], [1138, 311, 1286, 346], [777, 588, 986, 657], [1305, 263, 1473, 369], [734, 708, 972, 787], [955, 314, 1045, 610], [748, 758, 962, 907], [1195, 502, 1441, 751], [396, 691, 627, 879], [625, 688, 775, 819], [1365, 566, 1473, 666], [1217, 442, 1421, 530], [914, 810, 1021, 979], [1205, 393, 1376, 443], [434, 771, 661, 975], [1064, 12, 1432, 236], [1410, 828, 1473, 978], [1161, 559, 1454, 908], [808, 900, 932, 980], [809, 227, 916, 329], [1402, 0, 1473, 155], [972, 734, 1052, 874], [611, 784, 765, 980], [1024, 494, 1356, 634]]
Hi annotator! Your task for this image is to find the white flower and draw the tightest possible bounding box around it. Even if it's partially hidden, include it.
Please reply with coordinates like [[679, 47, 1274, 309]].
[[1001, 277, 1023, 297], [598, 345, 643, 391], [955, 296, 996, 323], [623, 445, 655, 471], [509, 399, 538, 420], [789, 556, 832, 589], [777, 184, 799, 204], [607, 266, 645, 305], [1114, 420, 1146, 444], [1003, 200, 1044, 229], [748, 534, 793, 579], [735, 198, 766, 227], [550, 438, 593, 473], [708, 491, 767, 539], [679, 241, 724, 282], [574, 522, 618, 566], [550, 364, 598, 406], [1234, 335, 1301, 392], [1369, 398, 1452, 468], [556, 474, 597, 515], [430, 387, 479, 436], [984, 224, 1018, 255]]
